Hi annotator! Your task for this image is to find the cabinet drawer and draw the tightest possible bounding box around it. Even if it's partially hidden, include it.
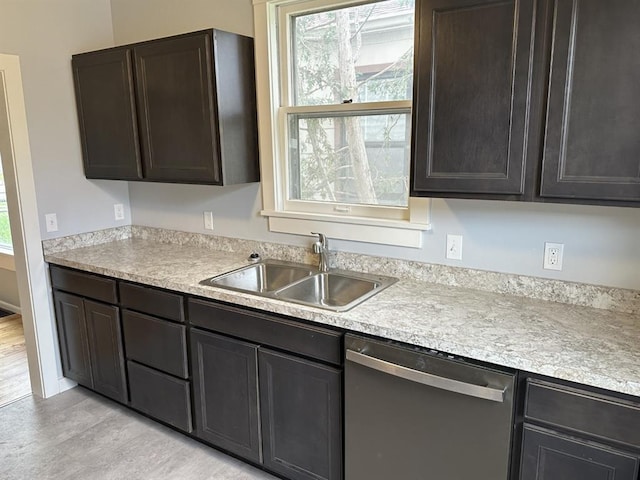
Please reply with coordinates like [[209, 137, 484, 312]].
[[127, 361, 192, 433], [50, 266, 117, 304], [525, 379, 640, 449], [119, 282, 184, 322], [189, 298, 343, 366], [122, 310, 188, 378], [520, 425, 640, 480]]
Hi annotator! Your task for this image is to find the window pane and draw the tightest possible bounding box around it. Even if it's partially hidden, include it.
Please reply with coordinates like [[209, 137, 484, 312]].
[[288, 113, 410, 207], [0, 157, 12, 249], [292, 0, 415, 106]]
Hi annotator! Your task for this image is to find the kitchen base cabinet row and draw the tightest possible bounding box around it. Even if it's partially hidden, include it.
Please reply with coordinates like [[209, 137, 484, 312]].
[[50, 265, 640, 480], [50, 265, 343, 480]]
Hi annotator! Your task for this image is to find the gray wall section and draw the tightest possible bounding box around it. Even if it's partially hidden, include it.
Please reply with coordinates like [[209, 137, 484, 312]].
[[110, 0, 255, 41], [0, 0, 131, 240], [117, 0, 640, 291], [0, 267, 20, 309]]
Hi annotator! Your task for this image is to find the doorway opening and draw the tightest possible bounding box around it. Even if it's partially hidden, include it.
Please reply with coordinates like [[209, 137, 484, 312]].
[[0, 152, 29, 407], [0, 53, 62, 404]]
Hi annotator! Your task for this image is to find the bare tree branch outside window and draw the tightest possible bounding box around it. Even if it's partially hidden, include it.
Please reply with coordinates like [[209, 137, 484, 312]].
[[289, 0, 415, 208]]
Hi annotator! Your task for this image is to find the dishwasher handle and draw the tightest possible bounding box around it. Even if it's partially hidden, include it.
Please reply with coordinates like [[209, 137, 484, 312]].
[[346, 349, 506, 403]]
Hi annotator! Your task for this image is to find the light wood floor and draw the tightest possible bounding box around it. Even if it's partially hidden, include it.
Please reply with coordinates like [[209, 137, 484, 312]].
[[1, 388, 278, 480], [0, 314, 32, 407]]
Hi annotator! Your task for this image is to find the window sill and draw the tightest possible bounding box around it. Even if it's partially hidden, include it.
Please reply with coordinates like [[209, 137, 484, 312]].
[[0, 247, 15, 271], [262, 199, 431, 248]]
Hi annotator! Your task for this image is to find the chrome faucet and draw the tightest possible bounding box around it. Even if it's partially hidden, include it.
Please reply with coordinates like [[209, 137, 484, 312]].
[[311, 232, 330, 272]]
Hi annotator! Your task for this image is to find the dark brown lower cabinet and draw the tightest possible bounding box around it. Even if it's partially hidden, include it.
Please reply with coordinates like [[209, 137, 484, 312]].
[[190, 328, 262, 463], [190, 326, 343, 480], [127, 361, 192, 433], [53, 291, 127, 403], [84, 300, 127, 403], [53, 291, 93, 388], [520, 425, 640, 480], [519, 378, 640, 480], [259, 348, 342, 480]]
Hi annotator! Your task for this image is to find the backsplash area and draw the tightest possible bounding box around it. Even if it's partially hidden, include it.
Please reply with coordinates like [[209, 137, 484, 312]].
[[43, 226, 640, 315]]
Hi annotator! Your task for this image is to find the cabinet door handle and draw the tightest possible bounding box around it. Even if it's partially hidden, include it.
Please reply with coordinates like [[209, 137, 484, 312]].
[[346, 350, 506, 403]]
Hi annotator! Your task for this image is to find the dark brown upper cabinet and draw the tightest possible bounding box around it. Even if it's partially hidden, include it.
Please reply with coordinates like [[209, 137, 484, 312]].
[[411, 0, 640, 206], [411, 0, 539, 196], [72, 29, 259, 185], [539, 0, 640, 202], [72, 48, 142, 180]]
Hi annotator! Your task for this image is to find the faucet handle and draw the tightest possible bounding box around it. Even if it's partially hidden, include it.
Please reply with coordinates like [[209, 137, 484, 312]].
[[311, 232, 327, 247]]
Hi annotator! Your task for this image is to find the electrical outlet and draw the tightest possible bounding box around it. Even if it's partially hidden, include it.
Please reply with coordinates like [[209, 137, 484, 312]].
[[446, 234, 463, 260], [45, 213, 58, 232], [114, 204, 125, 221], [203, 211, 214, 230], [543, 242, 564, 271]]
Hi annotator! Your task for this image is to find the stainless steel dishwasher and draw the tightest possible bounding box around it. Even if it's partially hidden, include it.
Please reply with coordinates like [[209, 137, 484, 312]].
[[345, 334, 516, 480]]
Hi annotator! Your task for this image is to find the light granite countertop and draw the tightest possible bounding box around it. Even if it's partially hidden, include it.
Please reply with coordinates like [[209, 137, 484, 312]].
[[45, 237, 640, 397]]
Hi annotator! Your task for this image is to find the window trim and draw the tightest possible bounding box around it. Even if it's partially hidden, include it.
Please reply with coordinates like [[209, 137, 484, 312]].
[[253, 0, 430, 248]]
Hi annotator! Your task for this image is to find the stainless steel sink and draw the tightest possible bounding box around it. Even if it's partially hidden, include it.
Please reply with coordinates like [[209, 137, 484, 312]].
[[275, 272, 388, 311], [201, 259, 315, 293], [201, 260, 397, 312]]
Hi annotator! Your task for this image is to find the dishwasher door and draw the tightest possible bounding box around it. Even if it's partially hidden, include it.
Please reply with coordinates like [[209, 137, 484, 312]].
[[345, 334, 515, 480]]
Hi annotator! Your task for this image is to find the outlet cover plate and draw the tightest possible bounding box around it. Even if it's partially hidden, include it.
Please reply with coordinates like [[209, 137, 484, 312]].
[[543, 242, 564, 271], [114, 204, 125, 221]]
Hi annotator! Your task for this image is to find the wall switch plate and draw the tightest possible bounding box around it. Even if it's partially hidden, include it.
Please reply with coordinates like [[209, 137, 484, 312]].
[[45, 213, 58, 232], [543, 242, 564, 271], [203, 211, 214, 230], [446, 234, 463, 260], [114, 204, 125, 221]]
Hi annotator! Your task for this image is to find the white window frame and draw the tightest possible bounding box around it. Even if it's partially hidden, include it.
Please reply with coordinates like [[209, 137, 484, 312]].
[[253, 0, 431, 248]]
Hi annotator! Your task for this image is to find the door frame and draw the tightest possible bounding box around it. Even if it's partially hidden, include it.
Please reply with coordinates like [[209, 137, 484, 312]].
[[0, 54, 68, 398]]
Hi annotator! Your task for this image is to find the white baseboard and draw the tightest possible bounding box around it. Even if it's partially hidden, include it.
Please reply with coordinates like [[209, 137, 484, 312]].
[[58, 377, 77, 394], [0, 299, 20, 314]]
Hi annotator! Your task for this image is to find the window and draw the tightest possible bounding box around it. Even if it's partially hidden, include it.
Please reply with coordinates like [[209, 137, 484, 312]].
[[254, 0, 430, 247], [0, 154, 12, 252]]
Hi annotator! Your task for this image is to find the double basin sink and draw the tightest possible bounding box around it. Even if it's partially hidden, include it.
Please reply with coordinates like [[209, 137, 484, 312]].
[[201, 259, 397, 312]]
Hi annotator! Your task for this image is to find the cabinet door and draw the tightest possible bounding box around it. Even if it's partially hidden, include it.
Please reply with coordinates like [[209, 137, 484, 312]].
[[190, 329, 261, 463], [259, 349, 342, 480], [84, 300, 127, 403], [72, 48, 142, 180], [134, 32, 221, 184], [53, 291, 93, 388], [520, 425, 640, 480], [540, 0, 640, 202], [412, 0, 537, 195]]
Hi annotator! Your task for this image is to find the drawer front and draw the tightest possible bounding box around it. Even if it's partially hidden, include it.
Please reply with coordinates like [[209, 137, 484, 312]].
[[122, 310, 188, 378], [127, 361, 192, 433], [119, 282, 184, 322], [525, 379, 640, 449], [189, 298, 343, 366], [50, 265, 117, 304], [520, 425, 640, 480]]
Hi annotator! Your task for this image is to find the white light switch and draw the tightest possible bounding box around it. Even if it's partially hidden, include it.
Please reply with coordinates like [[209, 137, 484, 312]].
[[446, 234, 463, 260], [203, 211, 214, 230], [45, 213, 58, 232]]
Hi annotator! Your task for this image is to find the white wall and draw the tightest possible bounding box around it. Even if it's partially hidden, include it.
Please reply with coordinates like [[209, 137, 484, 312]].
[[0, 268, 20, 309], [0, 0, 130, 240], [115, 0, 640, 291]]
